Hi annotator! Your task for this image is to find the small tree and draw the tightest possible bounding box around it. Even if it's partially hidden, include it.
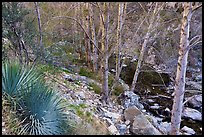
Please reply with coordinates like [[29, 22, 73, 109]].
[[170, 2, 202, 135]]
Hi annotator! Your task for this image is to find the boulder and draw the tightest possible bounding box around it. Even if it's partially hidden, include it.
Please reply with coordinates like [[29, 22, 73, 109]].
[[108, 125, 120, 135], [145, 115, 162, 130], [130, 114, 162, 135], [124, 106, 142, 122], [182, 107, 202, 121]]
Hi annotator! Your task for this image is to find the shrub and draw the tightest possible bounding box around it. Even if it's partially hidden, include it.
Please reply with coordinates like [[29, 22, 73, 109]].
[[79, 67, 101, 82], [16, 82, 69, 135], [79, 67, 93, 78], [2, 60, 41, 100], [89, 83, 101, 94], [108, 73, 115, 87], [112, 83, 124, 96], [37, 63, 61, 74], [2, 60, 70, 135]]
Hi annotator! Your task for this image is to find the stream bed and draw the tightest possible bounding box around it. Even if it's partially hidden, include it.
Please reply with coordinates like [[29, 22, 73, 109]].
[[136, 84, 202, 135], [120, 69, 202, 135]]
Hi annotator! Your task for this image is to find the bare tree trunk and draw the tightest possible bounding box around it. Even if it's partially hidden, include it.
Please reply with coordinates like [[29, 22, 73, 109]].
[[89, 3, 99, 73], [101, 2, 110, 104], [130, 3, 158, 92], [73, 3, 77, 45], [170, 3, 192, 135], [78, 3, 83, 60], [98, 3, 105, 78], [84, 3, 91, 68], [115, 2, 126, 81], [34, 2, 44, 62]]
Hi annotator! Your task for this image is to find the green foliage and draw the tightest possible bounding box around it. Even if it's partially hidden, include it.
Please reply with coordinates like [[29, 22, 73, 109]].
[[68, 103, 93, 123], [2, 60, 41, 99], [79, 67, 93, 78], [89, 83, 101, 94], [61, 67, 72, 74], [108, 73, 115, 87], [37, 63, 61, 74], [17, 82, 69, 135], [2, 2, 29, 25], [112, 83, 124, 96], [2, 60, 70, 135]]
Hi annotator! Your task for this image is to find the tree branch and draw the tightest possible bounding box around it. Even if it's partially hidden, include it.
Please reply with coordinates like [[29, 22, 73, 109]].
[[45, 16, 102, 54]]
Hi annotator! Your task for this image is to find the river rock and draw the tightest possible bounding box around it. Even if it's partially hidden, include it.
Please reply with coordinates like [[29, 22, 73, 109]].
[[195, 74, 202, 81], [150, 103, 161, 109], [124, 106, 142, 122], [181, 126, 196, 135], [147, 99, 155, 103], [158, 122, 171, 135], [145, 115, 163, 130], [104, 111, 121, 123], [108, 125, 120, 135], [121, 91, 144, 109], [117, 124, 127, 135], [186, 81, 202, 90], [76, 91, 86, 99], [130, 114, 162, 135], [182, 107, 202, 121], [186, 94, 202, 108]]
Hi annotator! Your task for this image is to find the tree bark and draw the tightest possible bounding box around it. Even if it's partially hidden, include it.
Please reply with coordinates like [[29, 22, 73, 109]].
[[130, 3, 158, 92], [89, 3, 99, 72], [34, 2, 44, 62], [170, 2, 192, 135], [101, 3, 110, 104], [83, 3, 91, 68], [115, 2, 126, 81]]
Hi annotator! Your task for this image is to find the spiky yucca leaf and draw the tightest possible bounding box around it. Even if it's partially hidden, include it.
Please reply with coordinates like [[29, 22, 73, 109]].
[[2, 60, 41, 98], [17, 82, 69, 135]]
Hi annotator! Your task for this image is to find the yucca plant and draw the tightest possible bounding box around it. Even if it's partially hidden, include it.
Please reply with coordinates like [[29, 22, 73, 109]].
[[2, 60, 41, 99], [16, 81, 69, 135], [2, 60, 71, 135]]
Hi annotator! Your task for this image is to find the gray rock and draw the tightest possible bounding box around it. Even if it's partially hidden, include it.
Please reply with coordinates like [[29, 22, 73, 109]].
[[147, 99, 154, 103], [186, 81, 202, 90], [150, 105, 160, 109], [131, 114, 162, 135], [158, 122, 171, 135], [76, 91, 86, 99], [104, 111, 121, 123], [108, 125, 120, 135], [117, 124, 127, 135], [145, 115, 161, 129], [182, 107, 202, 121], [103, 117, 114, 126], [122, 91, 144, 109], [186, 94, 202, 108], [125, 120, 130, 125], [195, 74, 202, 81], [118, 79, 130, 91], [181, 126, 196, 135], [124, 106, 142, 122]]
